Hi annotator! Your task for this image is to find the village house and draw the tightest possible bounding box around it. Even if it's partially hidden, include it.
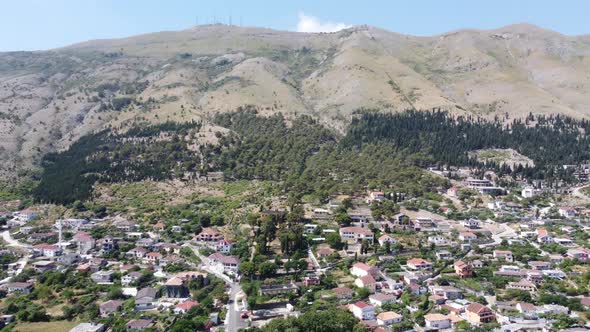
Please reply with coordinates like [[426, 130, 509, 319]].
[[72, 232, 95, 254], [537, 228, 553, 244], [317, 247, 334, 259], [339, 226, 374, 243], [122, 271, 142, 285], [427, 235, 448, 246], [407, 258, 433, 270], [567, 248, 589, 261], [376, 311, 402, 325], [114, 220, 137, 232], [493, 250, 514, 262], [454, 260, 473, 279], [558, 207, 576, 218], [12, 209, 38, 222], [194, 228, 224, 243], [174, 300, 200, 314], [414, 217, 435, 230], [332, 287, 353, 300], [135, 287, 158, 311], [369, 293, 396, 306], [33, 260, 56, 273], [424, 313, 451, 330], [516, 302, 538, 319], [1, 282, 33, 295], [378, 234, 396, 246], [349, 301, 375, 320], [91, 270, 115, 284], [350, 262, 379, 278], [507, 278, 537, 292], [549, 254, 564, 264], [459, 231, 477, 242], [143, 252, 162, 265], [431, 286, 463, 300], [163, 277, 190, 298], [127, 247, 147, 259], [208, 252, 240, 273], [33, 243, 62, 257], [214, 239, 234, 254], [355, 275, 377, 293], [436, 250, 452, 260], [461, 218, 480, 229], [528, 261, 552, 270], [465, 302, 495, 324], [126, 319, 153, 331], [99, 300, 123, 317]]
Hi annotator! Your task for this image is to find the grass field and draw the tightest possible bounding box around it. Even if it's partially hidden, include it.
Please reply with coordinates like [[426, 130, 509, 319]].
[[13, 320, 79, 332]]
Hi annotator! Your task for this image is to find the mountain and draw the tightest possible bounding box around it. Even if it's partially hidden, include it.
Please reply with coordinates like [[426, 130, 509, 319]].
[[1, 23, 590, 179]]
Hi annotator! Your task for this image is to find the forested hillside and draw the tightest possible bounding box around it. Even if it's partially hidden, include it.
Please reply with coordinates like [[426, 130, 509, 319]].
[[33, 109, 590, 204], [344, 110, 590, 181]]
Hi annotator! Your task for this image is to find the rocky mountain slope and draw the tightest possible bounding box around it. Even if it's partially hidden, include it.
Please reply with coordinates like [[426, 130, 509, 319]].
[[1, 23, 590, 179]]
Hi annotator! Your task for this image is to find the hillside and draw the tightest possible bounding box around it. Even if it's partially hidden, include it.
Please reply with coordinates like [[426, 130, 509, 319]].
[[2, 23, 590, 179]]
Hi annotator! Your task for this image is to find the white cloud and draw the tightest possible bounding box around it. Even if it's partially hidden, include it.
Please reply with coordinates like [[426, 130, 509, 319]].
[[296, 12, 351, 33]]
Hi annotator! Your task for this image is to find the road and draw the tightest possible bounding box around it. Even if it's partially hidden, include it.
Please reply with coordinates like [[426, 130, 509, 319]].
[[184, 244, 248, 332], [478, 222, 516, 249], [571, 183, 590, 201], [0, 230, 31, 284]]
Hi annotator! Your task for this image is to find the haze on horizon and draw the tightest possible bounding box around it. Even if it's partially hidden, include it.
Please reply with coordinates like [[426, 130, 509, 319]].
[[1, 0, 589, 52]]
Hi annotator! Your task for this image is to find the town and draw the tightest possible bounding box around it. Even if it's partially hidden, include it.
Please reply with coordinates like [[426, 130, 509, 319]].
[[1, 164, 590, 332]]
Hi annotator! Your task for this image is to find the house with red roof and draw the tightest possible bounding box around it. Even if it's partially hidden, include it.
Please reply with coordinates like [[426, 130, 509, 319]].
[[194, 228, 224, 243], [351, 262, 379, 278], [407, 258, 432, 270], [33, 243, 61, 257], [349, 301, 375, 320], [339, 226, 374, 243], [355, 275, 377, 293], [174, 300, 200, 314]]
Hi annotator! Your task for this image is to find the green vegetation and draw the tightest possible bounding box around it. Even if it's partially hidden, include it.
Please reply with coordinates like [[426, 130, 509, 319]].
[[251, 308, 364, 332], [343, 110, 590, 182]]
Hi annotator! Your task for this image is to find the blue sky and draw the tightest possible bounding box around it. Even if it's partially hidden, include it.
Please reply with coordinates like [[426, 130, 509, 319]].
[[1, 0, 589, 51]]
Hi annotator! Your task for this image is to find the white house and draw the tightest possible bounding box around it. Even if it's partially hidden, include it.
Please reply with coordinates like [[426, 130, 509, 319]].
[[376, 311, 402, 325], [537, 228, 553, 244], [558, 207, 576, 218], [459, 231, 477, 242], [461, 218, 480, 229], [407, 258, 432, 270], [424, 313, 451, 329], [339, 226, 374, 243], [378, 234, 397, 246], [349, 301, 375, 320], [350, 262, 379, 278], [428, 235, 447, 246], [493, 250, 514, 262], [33, 243, 62, 257], [12, 209, 38, 222], [214, 240, 234, 254]]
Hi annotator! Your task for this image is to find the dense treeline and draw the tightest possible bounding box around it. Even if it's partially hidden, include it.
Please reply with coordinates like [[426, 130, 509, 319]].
[[34, 121, 202, 204], [34, 109, 590, 204], [205, 110, 447, 201], [343, 110, 590, 180], [206, 110, 336, 180]]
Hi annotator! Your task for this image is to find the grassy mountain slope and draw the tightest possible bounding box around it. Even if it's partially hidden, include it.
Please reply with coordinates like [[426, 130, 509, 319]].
[[2, 23, 590, 179]]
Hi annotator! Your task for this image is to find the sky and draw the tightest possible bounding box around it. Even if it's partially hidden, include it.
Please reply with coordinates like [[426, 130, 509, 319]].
[[1, 0, 590, 52]]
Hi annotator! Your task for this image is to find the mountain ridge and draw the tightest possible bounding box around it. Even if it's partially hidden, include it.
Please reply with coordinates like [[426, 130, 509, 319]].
[[1, 23, 590, 180]]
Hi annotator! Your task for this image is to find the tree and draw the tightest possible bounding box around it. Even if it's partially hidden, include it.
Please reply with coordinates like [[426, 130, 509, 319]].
[[258, 262, 278, 278], [239, 261, 256, 278], [326, 233, 344, 250], [334, 213, 352, 226]]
